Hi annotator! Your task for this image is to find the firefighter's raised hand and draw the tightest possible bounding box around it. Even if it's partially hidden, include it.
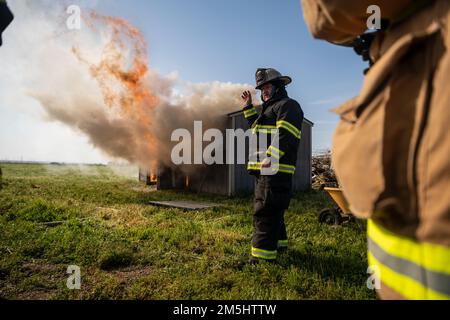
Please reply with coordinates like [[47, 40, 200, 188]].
[[261, 158, 271, 168], [241, 90, 252, 107]]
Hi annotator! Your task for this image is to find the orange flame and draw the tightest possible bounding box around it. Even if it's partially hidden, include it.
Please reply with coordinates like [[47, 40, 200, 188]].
[[73, 11, 158, 168]]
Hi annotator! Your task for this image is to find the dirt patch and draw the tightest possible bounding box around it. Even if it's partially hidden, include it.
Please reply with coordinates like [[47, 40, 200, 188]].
[[14, 289, 54, 300], [110, 265, 154, 282], [21, 262, 63, 274], [0, 262, 67, 300], [132, 186, 156, 193]]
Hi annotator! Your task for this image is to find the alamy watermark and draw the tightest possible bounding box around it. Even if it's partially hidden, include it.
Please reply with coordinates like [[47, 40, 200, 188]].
[[367, 5, 381, 30], [367, 265, 381, 290], [66, 5, 81, 30], [66, 265, 81, 290], [170, 121, 281, 175]]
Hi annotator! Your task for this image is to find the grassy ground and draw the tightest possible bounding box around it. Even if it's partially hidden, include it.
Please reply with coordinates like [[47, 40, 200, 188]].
[[0, 163, 375, 300]]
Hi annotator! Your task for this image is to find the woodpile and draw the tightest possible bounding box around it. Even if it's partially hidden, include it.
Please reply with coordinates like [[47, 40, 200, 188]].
[[312, 151, 338, 189]]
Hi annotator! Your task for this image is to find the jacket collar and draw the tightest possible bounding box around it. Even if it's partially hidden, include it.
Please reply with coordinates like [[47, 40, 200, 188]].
[[261, 88, 289, 111]]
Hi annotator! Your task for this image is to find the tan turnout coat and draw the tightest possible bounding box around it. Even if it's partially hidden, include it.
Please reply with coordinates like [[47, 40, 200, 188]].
[[302, 0, 450, 299]]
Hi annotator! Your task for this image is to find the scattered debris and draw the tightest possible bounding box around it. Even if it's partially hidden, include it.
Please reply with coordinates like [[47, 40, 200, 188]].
[[131, 186, 156, 193], [38, 218, 90, 227], [39, 221, 66, 227], [312, 151, 338, 190], [96, 206, 119, 212], [148, 200, 220, 211]]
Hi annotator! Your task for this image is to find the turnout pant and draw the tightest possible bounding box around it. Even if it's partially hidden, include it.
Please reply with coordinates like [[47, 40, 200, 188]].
[[252, 174, 293, 260]]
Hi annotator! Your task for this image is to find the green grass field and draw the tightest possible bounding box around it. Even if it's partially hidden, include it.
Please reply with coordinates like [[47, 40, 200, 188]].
[[0, 163, 375, 300]]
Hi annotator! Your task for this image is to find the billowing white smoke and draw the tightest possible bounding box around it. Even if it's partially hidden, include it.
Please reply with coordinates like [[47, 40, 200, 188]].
[[1, 1, 258, 170]]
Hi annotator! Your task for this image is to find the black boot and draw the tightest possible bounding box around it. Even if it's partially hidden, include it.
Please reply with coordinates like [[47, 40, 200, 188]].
[[278, 247, 288, 255], [236, 257, 259, 270]]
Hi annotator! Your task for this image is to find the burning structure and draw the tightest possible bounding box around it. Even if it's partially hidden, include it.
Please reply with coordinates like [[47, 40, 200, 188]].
[[12, 4, 309, 191], [139, 110, 313, 196]]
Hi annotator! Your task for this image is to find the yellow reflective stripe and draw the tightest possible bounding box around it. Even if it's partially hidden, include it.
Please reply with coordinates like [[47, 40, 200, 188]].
[[368, 251, 450, 300], [244, 108, 257, 118], [267, 146, 284, 159], [252, 253, 277, 260], [247, 161, 261, 170], [254, 128, 278, 134], [247, 162, 296, 174], [252, 125, 278, 134], [270, 146, 285, 155], [247, 162, 295, 169], [267, 145, 285, 160], [368, 220, 450, 275], [267, 150, 280, 160], [252, 247, 277, 260], [277, 120, 300, 134], [368, 219, 450, 299], [252, 247, 277, 254], [279, 125, 300, 139], [278, 240, 288, 247], [278, 164, 296, 174], [277, 120, 301, 139], [277, 168, 295, 174]]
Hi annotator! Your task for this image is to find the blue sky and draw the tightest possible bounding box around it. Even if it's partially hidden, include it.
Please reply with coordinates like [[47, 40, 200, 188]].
[[0, 0, 367, 162], [96, 0, 365, 113]]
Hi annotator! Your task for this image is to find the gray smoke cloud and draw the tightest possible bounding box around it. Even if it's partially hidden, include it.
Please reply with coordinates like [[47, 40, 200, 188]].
[[2, 1, 258, 170]]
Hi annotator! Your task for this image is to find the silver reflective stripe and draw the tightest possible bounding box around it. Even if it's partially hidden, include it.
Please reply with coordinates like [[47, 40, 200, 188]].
[[368, 237, 450, 296]]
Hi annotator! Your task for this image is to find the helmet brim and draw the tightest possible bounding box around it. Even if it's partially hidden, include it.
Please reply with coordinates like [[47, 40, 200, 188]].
[[256, 76, 292, 90], [279, 76, 292, 86]]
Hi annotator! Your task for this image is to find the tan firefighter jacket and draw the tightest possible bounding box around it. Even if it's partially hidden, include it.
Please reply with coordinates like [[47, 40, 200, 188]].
[[302, 0, 450, 299]]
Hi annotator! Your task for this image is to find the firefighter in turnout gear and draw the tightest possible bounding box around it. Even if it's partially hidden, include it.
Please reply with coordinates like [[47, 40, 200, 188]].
[[302, 0, 450, 299], [240, 68, 304, 265]]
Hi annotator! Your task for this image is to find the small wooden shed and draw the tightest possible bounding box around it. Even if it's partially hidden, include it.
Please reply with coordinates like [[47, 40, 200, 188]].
[[140, 108, 313, 196]]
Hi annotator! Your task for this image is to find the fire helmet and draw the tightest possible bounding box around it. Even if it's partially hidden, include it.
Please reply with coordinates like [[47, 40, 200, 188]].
[[255, 68, 292, 90]]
